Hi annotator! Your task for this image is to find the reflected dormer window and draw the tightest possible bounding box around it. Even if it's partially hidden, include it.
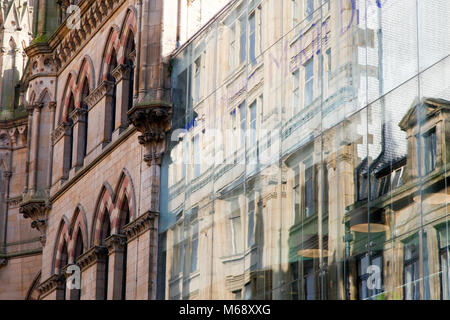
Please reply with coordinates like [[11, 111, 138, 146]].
[[423, 128, 436, 175]]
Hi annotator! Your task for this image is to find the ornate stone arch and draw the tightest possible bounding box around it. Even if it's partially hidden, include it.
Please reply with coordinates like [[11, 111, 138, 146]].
[[37, 88, 51, 104], [59, 71, 78, 124], [52, 216, 71, 275], [91, 182, 115, 246], [113, 168, 137, 232], [69, 204, 89, 262], [99, 25, 122, 85], [119, 8, 138, 63], [76, 55, 96, 107]]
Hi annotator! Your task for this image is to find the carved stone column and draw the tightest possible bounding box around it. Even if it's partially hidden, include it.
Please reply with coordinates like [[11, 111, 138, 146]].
[[122, 211, 159, 300], [105, 234, 127, 300], [111, 64, 132, 136], [77, 246, 109, 300], [85, 80, 115, 147], [69, 107, 88, 170]]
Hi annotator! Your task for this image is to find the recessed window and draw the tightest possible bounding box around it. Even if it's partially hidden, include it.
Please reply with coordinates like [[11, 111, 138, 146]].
[[304, 58, 314, 107], [423, 128, 436, 174], [305, 0, 314, 22]]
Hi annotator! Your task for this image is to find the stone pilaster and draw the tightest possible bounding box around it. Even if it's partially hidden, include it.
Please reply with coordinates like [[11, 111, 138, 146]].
[[112, 64, 132, 136], [77, 246, 108, 300], [122, 211, 159, 300], [69, 107, 88, 170], [105, 234, 127, 300]]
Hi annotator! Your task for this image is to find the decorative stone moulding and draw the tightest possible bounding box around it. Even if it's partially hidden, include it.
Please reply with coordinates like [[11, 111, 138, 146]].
[[111, 64, 131, 82], [84, 80, 115, 109], [105, 234, 127, 254], [52, 0, 124, 69], [123, 211, 159, 242], [51, 121, 72, 144], [19, 191, 51, 246], [69, 107, 88, 124], [37, 274, 65, 298], [127, 102, 173, 166], [77, 246, 108, 272]]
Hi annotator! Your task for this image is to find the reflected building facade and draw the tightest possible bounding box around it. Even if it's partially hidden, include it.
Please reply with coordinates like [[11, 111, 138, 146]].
[[160, 0, 450, 300]]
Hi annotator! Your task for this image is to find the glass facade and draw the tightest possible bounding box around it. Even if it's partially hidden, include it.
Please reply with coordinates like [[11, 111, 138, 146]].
[[159, 0, 450, 300]]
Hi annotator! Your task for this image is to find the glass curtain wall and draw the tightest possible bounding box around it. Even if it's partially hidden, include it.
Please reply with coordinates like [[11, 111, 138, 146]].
[[159, 0, 450, 300]]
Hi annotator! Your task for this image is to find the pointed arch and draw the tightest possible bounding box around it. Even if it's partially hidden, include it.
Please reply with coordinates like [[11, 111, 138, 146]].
[[113, 169, 137, 232], [99, 25, 121, 85], [91, 182, 115, 246], [37, 88, 51, 104], [53, 216, 71, 275], [69, 204, 89, 261], [59, 71, 78, 124], [28, 91, 36, 105], [119, 8, 138, 63], [76, 55, 96, 106]]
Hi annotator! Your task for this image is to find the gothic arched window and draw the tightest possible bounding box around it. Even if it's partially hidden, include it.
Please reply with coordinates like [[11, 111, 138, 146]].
[[81, 78, 90, 159], [101, 211, 111, 300], [108, 50, 118, 140], [124, 33, 136, 111], [67, 93, 75, 170]]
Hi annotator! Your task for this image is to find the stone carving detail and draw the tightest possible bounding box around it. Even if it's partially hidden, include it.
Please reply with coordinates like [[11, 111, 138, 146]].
[[128, 103, 172, 166], [84, 80, 115, 109], [54, 0, 124, 69], [123, 211, 158, 242], [111, 64, 131, 82], [19, 198, 51, 246], [105, 234, 127, 254], [37, 274, 65, 297], [51, 121, 72, 144], [77, 246, 108, 271], [69, 107, 87, 124]]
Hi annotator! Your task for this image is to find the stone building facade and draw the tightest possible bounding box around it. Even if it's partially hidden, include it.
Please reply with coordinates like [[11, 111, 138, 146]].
[[0, 0, 449, 301]]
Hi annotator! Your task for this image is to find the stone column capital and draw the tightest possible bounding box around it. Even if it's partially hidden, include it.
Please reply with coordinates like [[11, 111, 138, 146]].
[[105, 234, 127, 254], [111, 64, 131, 82], [77, 246, 109, 272], [84, 80, 115, 109]]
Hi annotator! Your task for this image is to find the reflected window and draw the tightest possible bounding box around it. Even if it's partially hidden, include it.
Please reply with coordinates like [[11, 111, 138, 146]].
[[304, 158, 314, 218], [247, 192, 255, 247], [240, 103, 246, 148], [437, 226, 450, 300], [230, 198, 243, 254], [229, 24, 236, 70], [305, 0, 314, 21], [304, 58, 314, 107], [423, 128, 436, 174], [239, 16, 247, 64], [304, 261, 315, 300], [249, 13, 256, 65], [194, 57, 201, 103], [404, 237, 420, 300], [189, 214, 199, 274], [293, 168, 300, 223], [292, 70, 300, 116]]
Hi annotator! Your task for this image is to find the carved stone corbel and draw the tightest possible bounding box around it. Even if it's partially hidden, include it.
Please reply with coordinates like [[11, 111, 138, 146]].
[[19, 197, 51, 246], [127, 102, 172, 167]]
